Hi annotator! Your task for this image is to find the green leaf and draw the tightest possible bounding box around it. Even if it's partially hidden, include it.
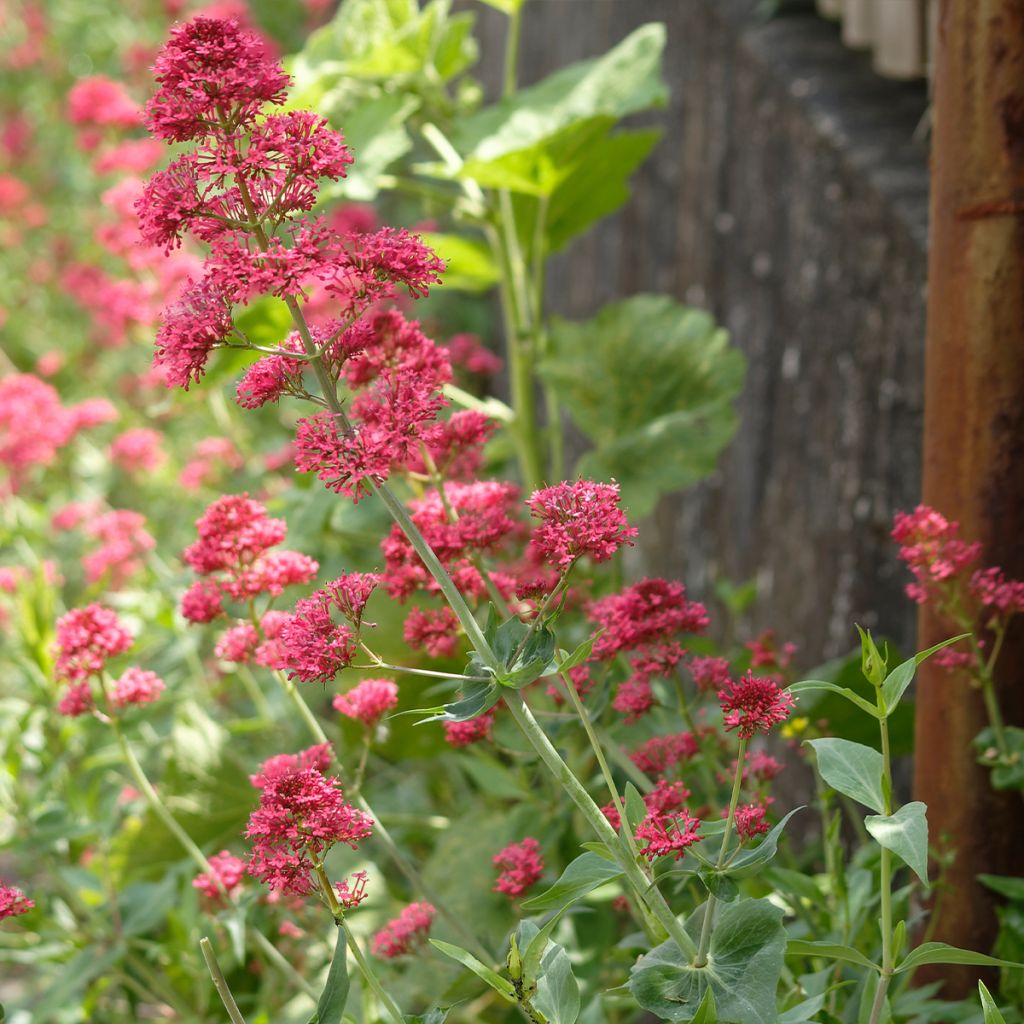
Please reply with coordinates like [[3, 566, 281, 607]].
[[629, 898, 786, 1023], [522, 852, 623, 913], [979, 981, 1007, 1024], [418, 232, 500, 293], [542, 296, 744, 517], [785, 940, 878, 971], [894, 942, 1023, 975], [975, 726, 1024, 790], [307, 926, 350, 1024], [429, 940, 516, 1000], [534, 941, 582, 1024], [856, 624, 888, 687], [806, 738, 886, 814], [623, 783, 648, 833], [978, 874, 1024, 900], [786, 680, 880, 719], [556, 633, 600, 672], [879, 635, 970, 715], [690, 988, 717, 1024], [453, 23, 667, 162], [415, 678, 502, 723], [698, 869, 739, 902], [722, 807, 803, 878], [864, 802, 929, 884], [778, 993, 826, 1024]]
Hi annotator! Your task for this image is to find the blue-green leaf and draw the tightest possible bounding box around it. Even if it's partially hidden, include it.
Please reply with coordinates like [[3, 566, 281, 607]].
[[864, 802, 929, 884], [629, 899, 786, 1024], [979, 981, 1007, 1024], [522, 852, 623, 913], [806, 738, 885, 814], [534, 941, 581, 1024]]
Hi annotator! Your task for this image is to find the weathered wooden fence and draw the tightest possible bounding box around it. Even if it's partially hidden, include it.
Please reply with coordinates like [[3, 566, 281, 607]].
[[463, 0, 931, 667]]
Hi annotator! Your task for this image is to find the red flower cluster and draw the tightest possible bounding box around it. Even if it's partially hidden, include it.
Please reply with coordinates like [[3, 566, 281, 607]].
[[192, 851, 247, 902], [109, 427, 165, 474], [718, 672, 795, 739], [110, 667, 165, 710], [689, 655, 732, 693], [245, 759, 372, 896], [629, 732, 699, 775], [443, 710, 496, 748], [589, 578, 709, 661], [332, 678, 398, 727], [83, 509, 155, 588], [180, 495, 318, 624], [54, 604, 134, 682], [731, 803, 771, 842], [526, 480, 637, 571], [279, 583, 362, 684], [891, 505, 984, 606], [403, 606, 461, 658], [634, 809, 703, 862], [371, 902, 436, 958], [0, 883, 34, 921], [493, 837, 544, 898], [249, 744, 333, 789]]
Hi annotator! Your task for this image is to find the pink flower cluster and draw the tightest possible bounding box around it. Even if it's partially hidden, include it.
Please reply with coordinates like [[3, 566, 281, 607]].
[[526, 480, 637, 571], [53, 605, 166, 718], [718, 672, 795, 740], [371, 902, 436, 958], [0, 883, 34, 921], [332, 678, 398, 727], [192, 851, 247, 902], [245, 753, 372, 896], [179, 496, 318, 644], [0, 374, 117, 492], [492, 837, 544, 898], [634, 809, 703, 862], [83, 509, 155, 588]]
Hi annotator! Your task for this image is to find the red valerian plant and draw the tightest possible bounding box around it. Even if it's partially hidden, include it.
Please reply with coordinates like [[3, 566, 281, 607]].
[[68, 14, 807, 1023]]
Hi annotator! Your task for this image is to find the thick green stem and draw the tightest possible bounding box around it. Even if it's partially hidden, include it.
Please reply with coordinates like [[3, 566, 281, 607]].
[[200, 937, 248, 1024], [868, 714, 895, 1024], [694, 737, 747, 967], [504, 691, 698, 960]]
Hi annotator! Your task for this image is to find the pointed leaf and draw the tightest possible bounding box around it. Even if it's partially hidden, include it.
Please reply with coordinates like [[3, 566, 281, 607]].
[[307, 926, 350, 1024], [894, 942, 1023, 975], [429, 940, 515, 1000], [864, 802, 929, 884], [806, 738, 886, 814], [979, 981, 1007, 1024], [417, 678, 501, 724], [880, 635, 970, 715], [557, 633, 601, 672], [623, 783, 648, 833], [786, 680, 880, 719], [522, 852, 623, 913], [690, 987, 717, 1024], [785, 940, 878, 971]]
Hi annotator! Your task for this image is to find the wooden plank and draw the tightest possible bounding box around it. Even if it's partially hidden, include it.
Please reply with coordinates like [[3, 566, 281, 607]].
[[873, 0, 926, 78]]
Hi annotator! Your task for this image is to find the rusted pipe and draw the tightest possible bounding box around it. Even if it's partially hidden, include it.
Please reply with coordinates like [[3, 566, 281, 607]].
[[915, 0, 1024, 999]]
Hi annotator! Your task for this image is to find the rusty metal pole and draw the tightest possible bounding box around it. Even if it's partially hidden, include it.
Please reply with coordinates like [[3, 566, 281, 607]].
[[915, 0, 1024, 999]]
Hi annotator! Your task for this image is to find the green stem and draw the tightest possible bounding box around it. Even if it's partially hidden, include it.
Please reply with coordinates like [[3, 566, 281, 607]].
[[694, 737, 747, 967], [343, 920, 406, 1024], [200, 937, 248, 1024], [504, 691, 698, 960], [868, 713, 895, 1024]]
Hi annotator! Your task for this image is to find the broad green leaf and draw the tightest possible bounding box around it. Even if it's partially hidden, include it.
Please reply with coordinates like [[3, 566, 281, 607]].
[[698, 869, 739, 902], [806, 738, 885, 814], [523, 912, 566, 988], [534, 941, 582, 1024], [522, 852, 623, 913], [429, 940, 515, 1000], [864, 802, 929, 884], [418, 232, 500, 293], [778, 993, 827, 1024], [307, 926, 350, 1024], [786, 680, 880, 719], [979, 981, 1007, 1024], [785, 940, 878, 971], [894, 942, 1022, 974], [880, 635, 970, 715], [722, 807, 804, 879], [320, 93, 418, 202], [542, 296, 744, 517], [978, 874, 1024, 900], [629, 898, 786, 1024]]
